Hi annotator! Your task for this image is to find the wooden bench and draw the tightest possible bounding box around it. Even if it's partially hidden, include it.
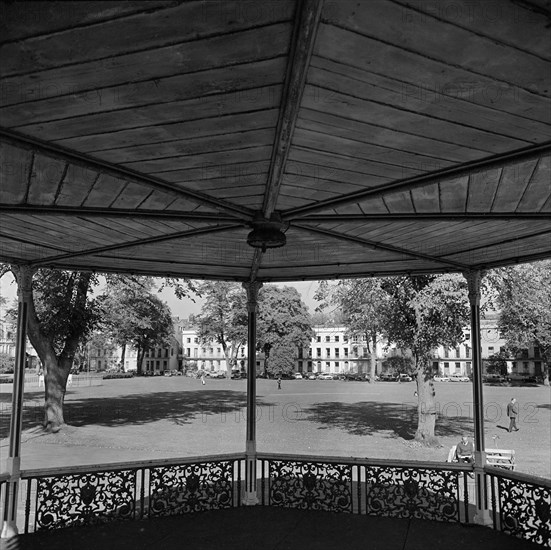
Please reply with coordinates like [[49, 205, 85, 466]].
[[446, 446, 515, 470], [485, 448, 515, 470]]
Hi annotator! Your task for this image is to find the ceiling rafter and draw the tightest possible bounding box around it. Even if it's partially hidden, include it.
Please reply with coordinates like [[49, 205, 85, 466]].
[[282, 141, 551, 219], [30, 223, 243, 267], [292, 223, 471, 270], [294, 212, 551, 222], [0, 127, 255, 220], [262, 0, 324, 217], [0, 204, 243, 223]]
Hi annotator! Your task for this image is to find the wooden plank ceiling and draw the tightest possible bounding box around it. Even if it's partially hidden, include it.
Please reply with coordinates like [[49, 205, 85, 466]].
[[0, 0, 550, 282]]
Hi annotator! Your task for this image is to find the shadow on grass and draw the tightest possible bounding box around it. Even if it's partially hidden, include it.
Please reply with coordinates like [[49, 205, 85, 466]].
[[302, 401, 473, 440], [0, 390, 276, 437]]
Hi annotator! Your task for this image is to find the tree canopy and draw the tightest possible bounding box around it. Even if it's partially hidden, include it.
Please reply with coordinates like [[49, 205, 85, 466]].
[[191, 281, 248, 375], [256, 285, 314, 376]]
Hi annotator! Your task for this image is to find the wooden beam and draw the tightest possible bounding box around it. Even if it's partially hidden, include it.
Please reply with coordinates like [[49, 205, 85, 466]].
[[30, 224, 242, 267], [0, 204, 242, 223], [262, 0, 323, 218], [0, 128, 255, 220], [296, 213, 551, 222], [292, 223, 471, 270], [283, 142, 551, 219]]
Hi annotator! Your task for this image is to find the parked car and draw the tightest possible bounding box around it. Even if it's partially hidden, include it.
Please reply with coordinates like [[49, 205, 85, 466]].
[[483, 374, 506, 384], [450, 374, 470, 382], [399, 374, 413, 382], [433, 375, 450, 382], [231, 370, 242, 380], [307, 373, 318, 380], [319, 373, 333, 380], [379, 373, 399, 382], [293, 373, 303, 379]]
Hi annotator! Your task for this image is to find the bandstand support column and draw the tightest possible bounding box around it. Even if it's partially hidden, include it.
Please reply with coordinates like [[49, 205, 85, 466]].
[[464, 270, 491, 526], [1, 268, 32, 539], [242, 281, 262, 506]]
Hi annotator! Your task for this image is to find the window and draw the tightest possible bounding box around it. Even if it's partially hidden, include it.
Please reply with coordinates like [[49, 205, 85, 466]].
[[298, 361, 303, 372], [465, 333, 470, 340], [326, 348, 330, 358], [317, 336, 321, 343], [362, 347, 368, 357], [194, 338, 198, 344], [335, 336, 340, 342], [157, 349, 161, 358], [488, 346, 494, 354], [465, 346, 471, 358], [335, 362, 339, 368], [163, 360, 167, 368], [316, 348, 321, 357], [193, 349, 198, 357], [187, 348, 191, 356], [171, 348, 174, 356], [165, 349, 169, 357], [335, 349, 339, 358], [98, 360, 101, 368], [344, 349, 348, 357], [534, 347, 541, 358], [187, 338, 191, 343], [444, 348, 449, 358], [308, 349, 312, 357], [325, 336, 330, 342], [455, 362, 460, 370], [523, 362, 529, 372], [298, 348, 303, 359], [455, 347, 460, 358], [325, 362, 330, 369], [343, 335, 348, 342]]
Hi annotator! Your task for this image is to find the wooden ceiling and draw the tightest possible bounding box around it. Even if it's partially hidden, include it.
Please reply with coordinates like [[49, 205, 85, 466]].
[[0, 0, 550, 282]]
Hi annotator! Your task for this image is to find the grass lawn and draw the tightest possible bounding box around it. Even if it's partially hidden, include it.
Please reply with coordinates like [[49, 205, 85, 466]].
[[1, 377, 549, 478]]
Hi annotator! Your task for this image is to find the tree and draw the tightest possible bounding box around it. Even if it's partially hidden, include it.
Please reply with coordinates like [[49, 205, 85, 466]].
[[382, 356, 414, 375], [269, 339, 297, 377], [383, 275, 470, 445], [484, 352, 509, 376], [97, 276, 156, 371], [1, 265, 100, 432], [489, 261, 551, 385], [191, 282, 248, 376], [315, 279, 389, 381], [120, 292, 174, 375], [256, 286, 314, 376]]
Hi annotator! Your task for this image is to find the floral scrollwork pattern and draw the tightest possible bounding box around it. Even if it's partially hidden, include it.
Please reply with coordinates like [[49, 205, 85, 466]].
[[498, 477, 551, 546], [148, 460, 234, 517], [35, 470, 136, 530], [268, 460, 353, 513], [364, 466, 459, 522]]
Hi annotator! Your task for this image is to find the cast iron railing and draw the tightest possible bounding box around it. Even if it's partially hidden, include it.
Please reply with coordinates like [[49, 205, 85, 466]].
[[486, 465, 551, 547], [18, 453, 244, 533], [258, 453, 473, 523]]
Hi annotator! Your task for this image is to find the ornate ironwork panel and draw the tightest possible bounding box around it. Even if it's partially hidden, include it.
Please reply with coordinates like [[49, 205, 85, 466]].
[[364, 466, 459, 522], [267, 460, 353, 513], [35, 469, 136, 530], [496, 476, 551, 547], [148, 460, 234, 517]]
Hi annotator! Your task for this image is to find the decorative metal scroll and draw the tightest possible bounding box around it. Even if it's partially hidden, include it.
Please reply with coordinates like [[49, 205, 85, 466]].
[[35, 470, 136, 530], [268, 460, 353, 513], [148, 460, 234, 517], [364, 466, 459, 522], [496, 476, 551, 547]]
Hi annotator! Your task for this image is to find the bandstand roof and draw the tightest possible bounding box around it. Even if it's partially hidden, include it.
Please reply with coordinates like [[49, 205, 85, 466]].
[[0, 0, 550, 282]]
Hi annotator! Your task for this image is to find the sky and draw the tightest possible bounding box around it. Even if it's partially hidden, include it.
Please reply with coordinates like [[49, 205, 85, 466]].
[[0, 271, 322, 318]]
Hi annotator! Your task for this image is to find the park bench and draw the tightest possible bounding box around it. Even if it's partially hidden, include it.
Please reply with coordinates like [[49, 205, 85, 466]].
[[485, 448, 515, 470], [446, 446, 515, 470]]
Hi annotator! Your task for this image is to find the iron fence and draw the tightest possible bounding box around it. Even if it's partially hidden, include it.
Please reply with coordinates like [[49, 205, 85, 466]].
[[486, 465, 551, 548], [17, 454, 244, 533], [258, 453, 473, 523]]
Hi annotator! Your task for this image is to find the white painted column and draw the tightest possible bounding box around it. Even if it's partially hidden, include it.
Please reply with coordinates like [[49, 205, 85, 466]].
[[242, 281, 262, 505], [1, 268, 32, 539], [465, 270, 491, 526]]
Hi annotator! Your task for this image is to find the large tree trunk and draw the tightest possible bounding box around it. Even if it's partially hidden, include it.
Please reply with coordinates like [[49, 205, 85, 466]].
[[120, 342, 126, 372], [370, 330, 377, 382], [136, 347, 145, 376], [43, 355, 71, 432], [414, 365, 439, 446]]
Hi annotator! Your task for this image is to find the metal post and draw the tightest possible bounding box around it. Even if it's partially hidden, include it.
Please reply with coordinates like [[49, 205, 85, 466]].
[[242, 281, 262, 505], [464, 270, 491, 526], [1, 268, 32, 539]]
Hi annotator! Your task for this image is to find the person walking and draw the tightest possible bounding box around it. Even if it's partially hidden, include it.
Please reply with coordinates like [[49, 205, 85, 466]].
[[507, 397, 519, 432], [201, 372, 206, 386], [277, 376, 282, 390]]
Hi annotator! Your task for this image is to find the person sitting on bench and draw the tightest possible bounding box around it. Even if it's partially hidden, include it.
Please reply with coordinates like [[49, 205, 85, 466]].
[[455, 435, 474, 463]]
